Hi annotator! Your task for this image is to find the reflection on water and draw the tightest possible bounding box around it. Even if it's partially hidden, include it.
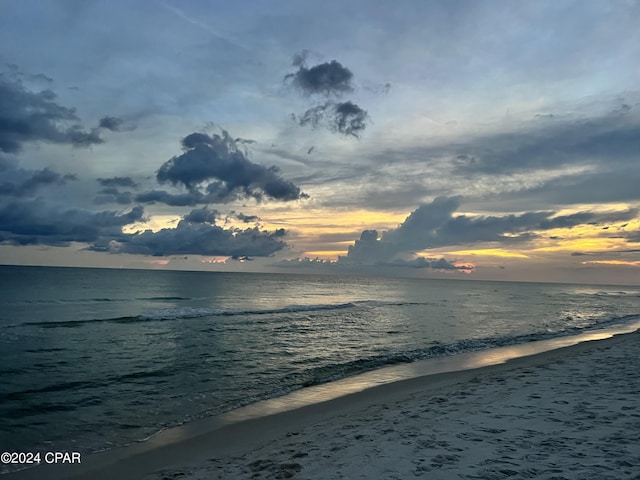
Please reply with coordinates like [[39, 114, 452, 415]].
[[162, 321, 640, 437]]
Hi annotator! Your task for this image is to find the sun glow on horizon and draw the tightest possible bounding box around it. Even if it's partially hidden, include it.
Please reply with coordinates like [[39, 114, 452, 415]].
[[446, 249, 530, 259], [581, 260, 640, 267]]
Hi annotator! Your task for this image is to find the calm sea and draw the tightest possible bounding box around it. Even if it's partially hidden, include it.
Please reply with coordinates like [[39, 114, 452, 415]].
[[1, 265, 639, 471]]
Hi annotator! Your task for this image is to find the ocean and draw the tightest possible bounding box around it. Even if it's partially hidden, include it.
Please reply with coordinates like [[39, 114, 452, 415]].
[[1, 265, 639, 472]]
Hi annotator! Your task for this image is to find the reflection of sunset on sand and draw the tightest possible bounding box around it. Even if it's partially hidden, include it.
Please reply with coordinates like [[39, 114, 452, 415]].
[[149, 331, 640, 480]]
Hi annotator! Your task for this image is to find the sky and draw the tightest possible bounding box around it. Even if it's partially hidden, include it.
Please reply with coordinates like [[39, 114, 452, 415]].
[[0, 0, 639, 284]]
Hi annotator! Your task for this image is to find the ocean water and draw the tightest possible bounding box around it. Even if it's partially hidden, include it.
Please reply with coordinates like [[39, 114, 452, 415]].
[[1, 265, 639, 471]]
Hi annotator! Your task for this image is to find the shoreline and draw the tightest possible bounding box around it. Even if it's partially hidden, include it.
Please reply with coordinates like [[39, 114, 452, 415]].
[[5, 326, 639, 480]]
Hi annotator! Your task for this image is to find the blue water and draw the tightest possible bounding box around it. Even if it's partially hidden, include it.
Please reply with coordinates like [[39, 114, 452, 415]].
[[1, 265, 639, 471]]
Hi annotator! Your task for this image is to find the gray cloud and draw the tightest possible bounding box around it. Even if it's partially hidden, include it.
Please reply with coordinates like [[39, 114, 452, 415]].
[[343, 101, 640, 211], [145, 129, 307, 204], [387, 257, 470, 270], [623, 230, 640, 243], [233, 212, 259, 223], [491, 169, 640, 209], [97, 176, 138, 188], [284, 58, 354, 96], [277, 254, 469, 272], [0, 167, 76, 197], [105, 220, 286, 257], [94, 188, 134, 205], [94, 177, 138, 205], [0, 200, 143, 246], [98, 116, 125, 131], [0, 192, 286, 258], [297, 101, 368, 138], [0, 72, 103, 153], [342, 197, 638, 265], [453, 105, 640, 175], [135, 189, 205, 207], [183, 207, 219, 224], [285, 54, 370, 137]]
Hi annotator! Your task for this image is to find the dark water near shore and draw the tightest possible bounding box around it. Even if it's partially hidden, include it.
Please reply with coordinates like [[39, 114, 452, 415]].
[[1, 265, 639, 471]]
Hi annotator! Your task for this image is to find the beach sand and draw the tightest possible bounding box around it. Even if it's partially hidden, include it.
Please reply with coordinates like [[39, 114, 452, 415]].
[[149, 330, 640, 480], [7, 330, 639, 480]]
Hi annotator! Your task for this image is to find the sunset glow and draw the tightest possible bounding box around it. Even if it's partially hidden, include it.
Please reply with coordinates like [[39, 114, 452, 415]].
[[0, 1, 638, 284]]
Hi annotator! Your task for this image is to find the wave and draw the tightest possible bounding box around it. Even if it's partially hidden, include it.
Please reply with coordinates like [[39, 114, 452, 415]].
[[21, 295, 193, 305], [247, 312, 640, 393], [2, 367, 175, 403], [145, 311, 640, 433], [16, 298, 636, 330], [138, 296, 192, 301], [19, 301, 367, 328]]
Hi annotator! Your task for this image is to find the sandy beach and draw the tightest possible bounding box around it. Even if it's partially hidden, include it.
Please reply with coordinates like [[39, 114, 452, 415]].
[[143, 331, 639, 480], [7, 330, 639, 480]]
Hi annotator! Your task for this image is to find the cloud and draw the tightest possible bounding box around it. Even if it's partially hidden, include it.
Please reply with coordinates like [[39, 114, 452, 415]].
[[0, 193, 286, 258], [344, 100, 640, 211], [285, 54, 370, 137], [0, 71, 104, 153], [297, 101, 368, 138], [453, 105, 640, 175], [97, 176, 138, 188], [623, 230, 640, 243], [233, 212, 259, 223], [0, 200, 143, 246], [387, 257, 470, 270], [98, 116, 125, 131], [103, 220, 287, 257], [94, 177, 138, 205], [277, 254, 470, 273], [342, 197, 639, 265], [94, 188, 134, 205], [183, 207, 219, 224], [284, 58, 354, 96], [142, 129, 307, 205], [0, 167, 76, 197]]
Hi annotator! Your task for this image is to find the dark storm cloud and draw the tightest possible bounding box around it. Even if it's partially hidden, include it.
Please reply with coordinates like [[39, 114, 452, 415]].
[[343, 197, 639, 265], [183, 207, 219, 224], [285, 53, 370, 137], [0, 200, 143, 246], [284, 58, 354, 96], [0, 166, 76, 197], [98, 116, 125, 131], [297, 101, 368, 138], [94, 188, 134, 205], [233, 212, 259, 223], [145, 130, 307, 204], [0, 72, 104, 153], [135, 189, 205, 206], [97, 176, 138, 188], [96, 176, 137, 189], [94, 178, 138, 205], [105, 221, 287, 257], [0, 183, 289, 257]]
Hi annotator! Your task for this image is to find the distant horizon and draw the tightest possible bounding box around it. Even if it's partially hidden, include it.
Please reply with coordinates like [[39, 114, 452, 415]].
[[2, 262, 638, 288], [1, 1, 639, 285]]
